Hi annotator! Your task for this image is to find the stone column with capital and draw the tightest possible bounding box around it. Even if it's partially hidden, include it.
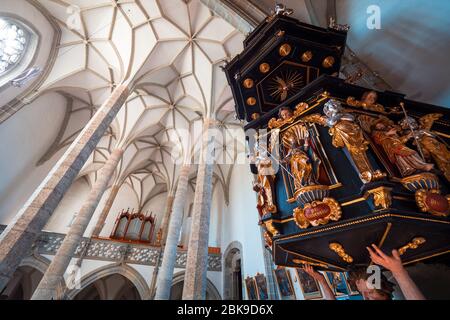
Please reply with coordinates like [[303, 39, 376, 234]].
[[182, 119, 216, 300], [154, 165, 191, 300], [31, 148, 124, 300], [0, 84, 129, 292]]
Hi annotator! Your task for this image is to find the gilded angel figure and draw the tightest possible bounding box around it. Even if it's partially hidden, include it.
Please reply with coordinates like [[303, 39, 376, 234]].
[[371, 119, 434, 177], [302, 99, 384, 183], [399, 114, 450, 182]]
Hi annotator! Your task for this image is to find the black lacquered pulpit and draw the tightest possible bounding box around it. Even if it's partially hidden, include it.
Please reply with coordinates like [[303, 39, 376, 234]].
[[224, 9, 450, 272]]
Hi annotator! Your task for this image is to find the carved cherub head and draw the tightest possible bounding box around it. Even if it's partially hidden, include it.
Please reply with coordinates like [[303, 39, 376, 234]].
[[323, 99, 343, 118], [278, 106, 293, 120], [362, 90, 378, 105]]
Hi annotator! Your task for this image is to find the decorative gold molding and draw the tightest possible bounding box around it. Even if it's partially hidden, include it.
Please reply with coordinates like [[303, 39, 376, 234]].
[[365, 187, 392, 210], [340, 197, 366, 207], [398, 237, 426, 255], [292, 259, 328, 269], [275, 213, 450, 242], [415, 189, 450, 217], [403, 250, 450, 266], [264, 219, 280, 236], [377, 222, 392, 248], [293, 197, 342, 229], [277, 246, 345, 271], [329, 242, 353, 263]]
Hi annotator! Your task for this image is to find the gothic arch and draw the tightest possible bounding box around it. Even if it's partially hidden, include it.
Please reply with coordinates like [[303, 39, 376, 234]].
[[223, 241, 244, 300], [167, 271, 221, 300], [19, 254, 50, 274], [66, 263, 150, 300]]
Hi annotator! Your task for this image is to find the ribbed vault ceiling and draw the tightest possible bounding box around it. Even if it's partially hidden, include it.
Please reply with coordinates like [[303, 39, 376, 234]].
[[26, 0, 246, 208]]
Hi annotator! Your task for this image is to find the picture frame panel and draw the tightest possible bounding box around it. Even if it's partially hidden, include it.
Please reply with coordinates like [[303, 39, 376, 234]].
[[273, 268, 296, 300], [295, 268, 323, 300]]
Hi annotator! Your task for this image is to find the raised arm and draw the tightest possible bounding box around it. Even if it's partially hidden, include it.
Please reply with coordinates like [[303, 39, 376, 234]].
[[302, 264, 335, 300], [367, 244, 425, 300]]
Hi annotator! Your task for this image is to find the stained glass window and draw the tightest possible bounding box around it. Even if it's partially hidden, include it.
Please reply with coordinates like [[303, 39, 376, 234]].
[[0, 18, 28, 76]]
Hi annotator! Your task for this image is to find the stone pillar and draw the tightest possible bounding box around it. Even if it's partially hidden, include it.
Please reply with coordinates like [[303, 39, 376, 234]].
[[0, 84, 129, 292], [154, 165, 190, 300], [182, 120, 216, 300], [160, 193, 175, 245], [91, 184, 121, 237], [147, 192, 176, 298], [31, 148, 124, 300]]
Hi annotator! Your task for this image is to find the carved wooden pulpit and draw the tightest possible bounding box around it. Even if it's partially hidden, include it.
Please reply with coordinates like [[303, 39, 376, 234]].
[[224, 9, 450, 272]]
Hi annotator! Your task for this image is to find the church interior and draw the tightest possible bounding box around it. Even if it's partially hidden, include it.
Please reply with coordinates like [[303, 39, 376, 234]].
[[0, 0, 449, 301]]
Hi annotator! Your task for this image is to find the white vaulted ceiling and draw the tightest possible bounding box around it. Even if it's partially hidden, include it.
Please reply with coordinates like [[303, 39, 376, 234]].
[[0, 0, 246, 220]]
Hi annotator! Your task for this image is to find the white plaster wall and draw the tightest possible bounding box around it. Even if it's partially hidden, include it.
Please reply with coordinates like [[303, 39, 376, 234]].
[[209, 183, 225, 248], [221, 164, 266, 280], [141, 191, 168, 237], [0, 92, 67, 224], [44, 178, 90, 233]]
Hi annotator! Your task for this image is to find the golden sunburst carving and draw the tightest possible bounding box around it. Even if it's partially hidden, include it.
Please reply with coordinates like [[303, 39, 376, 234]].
[[268, 70, 304, 102]]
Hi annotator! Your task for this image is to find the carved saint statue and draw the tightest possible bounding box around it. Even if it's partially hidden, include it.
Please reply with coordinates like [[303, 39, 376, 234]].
[[282, 122, 321, 192], [399, 114, 450, 182], [303, 100, 384, 183], [371, 119, 434, 177], [252, 142, 277, 216]]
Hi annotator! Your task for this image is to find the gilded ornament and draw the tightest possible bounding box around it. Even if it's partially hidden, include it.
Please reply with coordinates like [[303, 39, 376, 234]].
[[399, 113, 450, 183], [293, 259, 328, 269], [347, 91, 385, 113], [295, 102, 309, 113], [279, 43, 292, 57], [400, 172, 440, 192], [276, 30, 286, 37], [398, 237, 426, 255], [371, 118, 434, 177], [268, 70, 304, 101], [263, 231, 273, 248], [253, 142, 278, 217], [301, 51, 313, 62], [302, 100, 386, 184], [251, 112, 260, 120], [282, 124, 322, 194], [259, 63, 270, 74], [246, 97, 257, 106], [243, 78, 254, 89], [329, 243, 353, 263], [415, 189, 450, 217], [365, 187, 392, 210], [322, 56, 335, 68], [264, 220, 280, 236], [293, 197, 342, 229]]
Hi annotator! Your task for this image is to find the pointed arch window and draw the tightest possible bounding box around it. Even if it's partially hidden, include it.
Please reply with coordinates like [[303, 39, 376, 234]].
[[0, 17, 38, 87]]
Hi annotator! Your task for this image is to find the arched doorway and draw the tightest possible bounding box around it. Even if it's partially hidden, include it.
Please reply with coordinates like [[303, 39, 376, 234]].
[[223, 242, 244, 300], [73, 274, 141, 300], [66, 264, 150, 300], [0, 266, 43, 300], [168, 272, 221, 300]]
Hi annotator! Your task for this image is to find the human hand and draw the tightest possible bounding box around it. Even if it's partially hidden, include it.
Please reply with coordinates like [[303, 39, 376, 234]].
[[302, 264, 326, 282], [367, 244, 405, 276]]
